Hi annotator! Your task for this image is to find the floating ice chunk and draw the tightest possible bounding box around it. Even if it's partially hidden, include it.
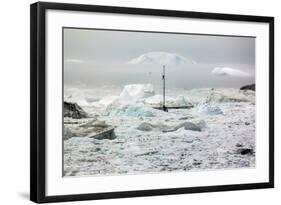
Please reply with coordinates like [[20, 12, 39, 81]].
[[172, 95, 192, 107], [144, 95, 162, 106], [196, 120, 207, 129], [136, 122, 153, 131], [119, 84, 155, 102], [175, 121, 202, 132], [198, 104, 223, 115], [164, 120, 206, 132], [106, 102, 155, 117], [145, 94, 192, 107], [206, 89, 254, 103], [126, 104, 155, 117]]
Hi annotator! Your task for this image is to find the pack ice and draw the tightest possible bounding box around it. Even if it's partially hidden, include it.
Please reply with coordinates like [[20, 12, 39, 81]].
[[63, 84, 255, 176]]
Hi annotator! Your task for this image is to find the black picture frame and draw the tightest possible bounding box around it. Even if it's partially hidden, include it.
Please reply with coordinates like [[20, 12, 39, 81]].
[[30, 2, 274, 203]]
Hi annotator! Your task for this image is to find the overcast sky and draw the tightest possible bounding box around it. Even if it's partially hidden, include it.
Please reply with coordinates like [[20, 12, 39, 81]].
[[64, 28, 255, 90]]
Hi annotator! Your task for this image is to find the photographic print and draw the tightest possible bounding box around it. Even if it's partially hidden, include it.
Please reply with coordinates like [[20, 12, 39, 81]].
[[63, 28, 256, 177], [31, 2, 274, 202]]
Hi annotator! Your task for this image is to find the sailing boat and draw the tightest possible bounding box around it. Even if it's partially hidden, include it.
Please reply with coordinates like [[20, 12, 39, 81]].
[[153, 65, 193, 112]]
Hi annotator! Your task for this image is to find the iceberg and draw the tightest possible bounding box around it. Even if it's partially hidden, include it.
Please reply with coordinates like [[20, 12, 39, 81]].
[[211, 67, 250, 77], [106, 102, 155, 117], [206, 89, 255, 103], [64, 88, 98, 107], [119, 84, 155, 102], [92, 84, 155, 110], [92, 95, 119, 109]]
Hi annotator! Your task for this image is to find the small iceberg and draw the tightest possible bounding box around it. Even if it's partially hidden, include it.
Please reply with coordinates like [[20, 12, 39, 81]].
[[106, 102, 155, 117], [198, 104, 223, 115]]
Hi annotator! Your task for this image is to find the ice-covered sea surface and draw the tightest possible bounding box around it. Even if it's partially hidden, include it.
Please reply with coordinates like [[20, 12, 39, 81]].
[[63, 85, 255, 177]]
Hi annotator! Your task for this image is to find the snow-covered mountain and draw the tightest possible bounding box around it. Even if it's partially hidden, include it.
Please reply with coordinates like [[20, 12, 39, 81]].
[[128, 51, 192, 65]]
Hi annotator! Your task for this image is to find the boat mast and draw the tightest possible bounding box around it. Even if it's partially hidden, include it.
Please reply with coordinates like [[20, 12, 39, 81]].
[[151, 64, 193, 111], [162, 65, 167, 111]]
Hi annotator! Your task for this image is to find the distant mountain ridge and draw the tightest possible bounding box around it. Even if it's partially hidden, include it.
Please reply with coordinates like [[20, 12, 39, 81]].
[[240, 84, 255, 91]]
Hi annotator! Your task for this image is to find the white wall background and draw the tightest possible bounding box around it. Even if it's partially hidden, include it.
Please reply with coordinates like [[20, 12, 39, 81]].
[[0, 0, 279, 204]]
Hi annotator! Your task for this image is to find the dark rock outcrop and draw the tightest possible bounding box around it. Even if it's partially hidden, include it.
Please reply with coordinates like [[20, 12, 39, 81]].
[[236, 148, 254, 155], [240, 84, 255, 91], [90, 128, 116, 140], [64, 101, 87, 119], [64, 119, 116, 140]]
